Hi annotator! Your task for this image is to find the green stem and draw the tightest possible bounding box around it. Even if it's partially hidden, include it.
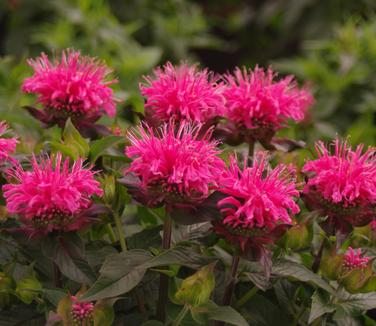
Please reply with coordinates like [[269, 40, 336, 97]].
[[235, 286, 258, 309], [172, 305, 189, 326], [248, 141, 255, 165], [106, 223, 117, 243], [113, 211, 127, 252], [156, 212, 173, 322]]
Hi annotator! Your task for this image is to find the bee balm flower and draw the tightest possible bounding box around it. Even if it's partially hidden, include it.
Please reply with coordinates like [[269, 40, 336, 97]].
[[342, 247, 369, 271], [213, 153, 300, 253], [71, 296, 94, 324], [140, 62, 225, 126], [22, 50, 117, 127], [2, 153, 103, 233], [123, 122, 225, 211], [0, 121, 18, 163], [302, 139, 376, 231], [221, 67, 312, 145]]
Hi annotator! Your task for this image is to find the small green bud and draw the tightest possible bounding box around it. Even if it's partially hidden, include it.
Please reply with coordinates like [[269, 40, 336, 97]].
[[282, 223, 312, 250], [16, 276, 42, 304], [319, 240, 343, 280], [340, 263, 373, 293], [175, 263, 216, 307], [100, 174, 116, 205]]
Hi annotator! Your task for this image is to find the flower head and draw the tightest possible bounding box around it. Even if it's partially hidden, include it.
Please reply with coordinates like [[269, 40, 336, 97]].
[[222, 66, 312, 142], [343, 247, 369, 271], [2, 153, 103, 233], [140, 62, 225, 125], [22, 50, 117, 122], [213, 153, 300, 252], [124, 122, 225, 208], [71, 296, 94, 323], [0, 121, 18, 163], [302, 139, 376, 228]]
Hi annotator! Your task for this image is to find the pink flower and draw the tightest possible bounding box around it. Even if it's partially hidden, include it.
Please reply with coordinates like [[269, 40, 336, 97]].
[[22, 50, 117, 121], [140, 62, 225, 125], [222, 66, 313, 142], [2, 153, 103, 233], [343, 247, 369, 271], [213, 153, 300, 253], [0, 121, 18, 163], [124, 122, 225, 208], [71, 296, 94, 323], [302, 139, 376, 228]]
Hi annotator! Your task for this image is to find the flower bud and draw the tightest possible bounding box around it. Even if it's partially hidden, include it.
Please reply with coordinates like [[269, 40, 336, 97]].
[[281, 222, 312, 251], [175, 263, 216, 307], [339, 247, 373, 293], [319, 239, 343, 280], [100, 174, 116, 205], [16, 275, 42, 304]]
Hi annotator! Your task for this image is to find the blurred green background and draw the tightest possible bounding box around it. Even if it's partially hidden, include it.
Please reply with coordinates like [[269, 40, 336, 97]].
[[0, 0, 375, 147]]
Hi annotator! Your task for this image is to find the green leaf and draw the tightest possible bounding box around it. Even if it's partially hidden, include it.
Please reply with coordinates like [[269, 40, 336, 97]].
[[42, 234, 96, 284], [41, 288, 67, 307], [309, 290, 335, 323], [89, 135, 125, 162], [272, 259, 335, 294], [80, 250, 153, 301], [338, 292, 376, 312], [61, 118, 89, 159], [194, 301, 248, 326], [81, 245, 210, 301], [141, 321, 164, 326]]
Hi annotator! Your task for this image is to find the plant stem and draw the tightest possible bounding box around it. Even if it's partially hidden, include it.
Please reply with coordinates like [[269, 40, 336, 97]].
[[235, 286, 258, 309], [312, 238, 325, 273], [223, 255, 240, 306], [248, 141, 255, 165], [53, 262, 62, 288], [113, 211, 127, 252], [106, 223, 117, 243], [156, 213, 173, 322], [172, 305, 189, 326]]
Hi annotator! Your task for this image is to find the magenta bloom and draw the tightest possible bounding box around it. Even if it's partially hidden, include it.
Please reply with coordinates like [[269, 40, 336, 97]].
[[124, 122, 225, 209], [140, 62, 225, 125], [22, 50, 117, 123], [71, 296, 94, 323], [213, 153, 300, 253], [2, 153, 103, 233], [343, 247, 369, 271], [0, 121, 18, 163], [302, 139, 376, 229], [221, 66, 313, 143]]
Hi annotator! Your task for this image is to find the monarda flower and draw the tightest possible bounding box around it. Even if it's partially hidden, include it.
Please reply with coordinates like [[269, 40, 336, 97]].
[[0, 121, 18, 164], [140, 62, 225, 126], [220, 66, 312, 145], [71, 296, 94, 324], [22, 50, 117, 132], [122, 122, 225, 215], [2, 153, 103, 233], [213, 153, 300, 255], [302, 139, 376, 233]]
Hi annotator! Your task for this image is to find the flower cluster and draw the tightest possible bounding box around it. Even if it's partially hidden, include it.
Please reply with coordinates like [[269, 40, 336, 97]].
[[140, 62, 225, 125], [342, 247, 369, 271], [213, 153, 300, 252], [303, 139, 376, 229], [0, 121, 18, 163], [124, 122, 225, 208], [221, 67, 313, 142], [2, 153, 103, 233], [22, 50, 117, 123], [71, 296, 94, 324]]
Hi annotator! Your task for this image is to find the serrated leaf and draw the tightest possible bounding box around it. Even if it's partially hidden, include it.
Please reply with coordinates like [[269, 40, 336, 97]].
[[81, 245, 210, 301], [309, 290, 335, 323], [90, 135, 125, 162], [272, 259, 335, 294]]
